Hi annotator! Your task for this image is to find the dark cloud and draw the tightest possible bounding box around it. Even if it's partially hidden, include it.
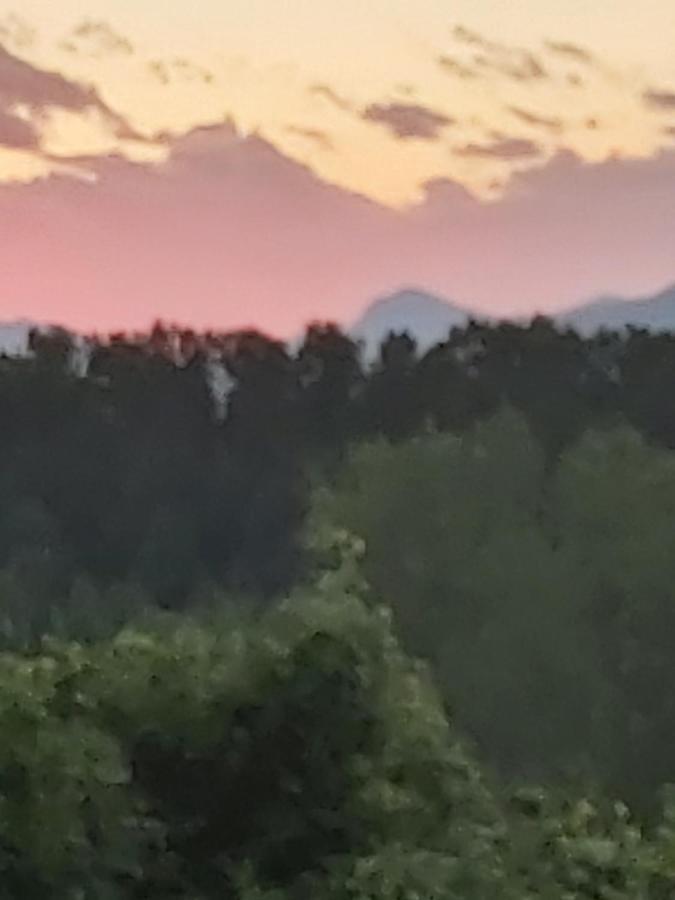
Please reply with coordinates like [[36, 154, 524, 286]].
[[62, 20, 133, 56], [362, 102, 453, 140], [438, 55, 478, 79], [148, 58, 213, 85], [644, 88, 675, 111], [545, 41, 593, 64], [456, 137, 541, 159], [0, 108, 39, 149], [509, 106, 563, 132], [309, 84, 352, 112], [286, 125, 334, 151], [0, 42, 102, 110], [0, 42, 143, 149]]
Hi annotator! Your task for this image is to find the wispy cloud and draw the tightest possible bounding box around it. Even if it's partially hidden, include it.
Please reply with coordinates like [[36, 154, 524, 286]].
[[544, 40, 593, 64], [453, 25, 492, 49], [309, 84, 353, 112], [473, 50, 547, 82], [286, 125, 334, 151], [452, 24, 548, 82], [0, 13, 36, 51], [61, 19, 133, 57], [0, 42, 143, 149], [362, 102, 453, 140], [148, 58, 214, 86], [455, 136, 541, 159], [438, 55, 478, 79], [644, 88, 675, 111], [509, 106, 563, 132]]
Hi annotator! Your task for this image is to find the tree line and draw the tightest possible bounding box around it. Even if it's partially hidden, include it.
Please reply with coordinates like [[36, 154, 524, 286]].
[[2, 316, 674, 615]]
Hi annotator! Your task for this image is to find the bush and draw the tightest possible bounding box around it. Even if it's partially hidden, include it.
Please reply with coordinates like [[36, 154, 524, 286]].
[[0, 544, 508, 897]]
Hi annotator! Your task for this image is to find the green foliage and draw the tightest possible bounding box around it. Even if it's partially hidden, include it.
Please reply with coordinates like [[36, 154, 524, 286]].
[[322, 411, 675, 799], [0, 544, 675, 897], [0, 652, 142, 897], [0, 553, 508, 897]]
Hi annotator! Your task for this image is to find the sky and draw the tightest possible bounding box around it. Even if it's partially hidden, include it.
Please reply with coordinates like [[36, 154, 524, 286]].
[[1, 0, 674, 335]]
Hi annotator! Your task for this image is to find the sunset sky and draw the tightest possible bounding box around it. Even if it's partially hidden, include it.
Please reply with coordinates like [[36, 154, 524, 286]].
[[1, 0, 675, 334]]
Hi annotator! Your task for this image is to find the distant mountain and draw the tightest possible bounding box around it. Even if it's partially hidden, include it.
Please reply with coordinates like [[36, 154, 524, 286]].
[[0, 321, 33, 357], [5, 281, 675, 364], [351, 289, 476, 357], [351, 282, 675, 354], [560, 284, 675, 335]]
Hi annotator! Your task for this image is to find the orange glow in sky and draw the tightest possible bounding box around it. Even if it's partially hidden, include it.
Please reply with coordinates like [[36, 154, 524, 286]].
[[1, 1, 674, 333]]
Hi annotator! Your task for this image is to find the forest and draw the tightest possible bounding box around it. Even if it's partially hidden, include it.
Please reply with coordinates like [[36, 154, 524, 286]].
[[4, 317, 675, 896]]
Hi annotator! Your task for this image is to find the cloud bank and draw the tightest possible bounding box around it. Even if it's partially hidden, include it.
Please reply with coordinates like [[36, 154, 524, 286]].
[[1, 122, 674, 335]]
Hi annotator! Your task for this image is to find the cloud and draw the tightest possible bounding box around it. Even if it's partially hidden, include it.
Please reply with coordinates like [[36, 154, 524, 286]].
[[453, 25, 491, 48], [0, 42, 143, 148], [148, 58, 213, 85], [395, 83, 416, 97], [62, 20, 133, 57], [455, 137, 541, 159], [438, 55, 478, 79], [509, 106, 563, 132], [148, 61, 170, 85], [362, 102, 453, 140], [0, 108, 39, 149], [644, 88, 675, 111], [473, 50, 547, 82], [1, 125, 675, 335], [452, 25, 547, 81], [309, 84, 352, 112], [0, 14, 36, 50], [505, 53, 547, 82], [0, 122, 396, 334], [0, 42, 103, 111], [286, 125, 334, 151], [544, 40, 593, 64]]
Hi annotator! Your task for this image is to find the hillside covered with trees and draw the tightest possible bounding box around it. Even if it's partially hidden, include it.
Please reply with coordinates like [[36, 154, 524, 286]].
[[4, 317, 675, 894]]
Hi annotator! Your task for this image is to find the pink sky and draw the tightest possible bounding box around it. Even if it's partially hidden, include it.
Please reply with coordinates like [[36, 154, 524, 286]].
[[1, 123, 675, 335], [1, 3, 675, 334]]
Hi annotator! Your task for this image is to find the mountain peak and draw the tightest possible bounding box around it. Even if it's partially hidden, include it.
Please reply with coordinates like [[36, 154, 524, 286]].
[[0, 321, 34, 357], [561, 282, 675, 334], [351, 288, 472, 356]]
